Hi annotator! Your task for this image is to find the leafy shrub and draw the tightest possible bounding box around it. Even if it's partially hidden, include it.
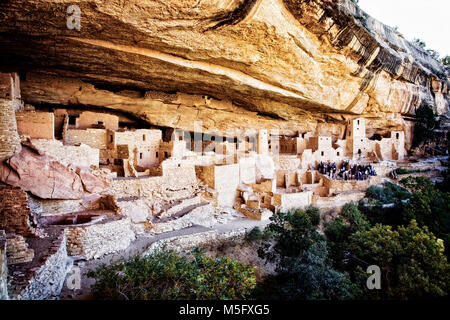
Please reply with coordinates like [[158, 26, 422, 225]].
[[396, 168, 432, 175], [88, 249, 256, 300], [365, 183, 411, 204], [395, 167, 410, 174], [305, 205, 321, 226], [257, 208, 356, 300], [349, 221, 450, 299], [245, 227, 263, 242], [400, 176, 450, 255], [365, 186, 387, 203], [325, 203, 370, 271]]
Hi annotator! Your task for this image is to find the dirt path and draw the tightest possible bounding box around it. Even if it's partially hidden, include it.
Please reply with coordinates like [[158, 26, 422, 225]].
[[59, 217, 269, 300]]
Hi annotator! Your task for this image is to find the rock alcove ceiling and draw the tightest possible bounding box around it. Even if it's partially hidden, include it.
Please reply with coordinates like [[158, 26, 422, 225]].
[[0, 0, 448, 143]]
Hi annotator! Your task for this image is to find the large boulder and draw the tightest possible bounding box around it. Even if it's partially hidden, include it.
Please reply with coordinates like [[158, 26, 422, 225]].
[[0, 145, 84, 199], [75, 167, 110, 194], [0, 145, 110, 199]]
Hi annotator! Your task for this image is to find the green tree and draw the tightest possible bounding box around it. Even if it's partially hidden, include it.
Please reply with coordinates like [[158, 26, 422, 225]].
[[257, 208, 356, 300], [400, 176, 450, 255], [349, 221, 450, 299], [88, 249, 256, 300], [440, 55, 450, 66], [427, 49, 440, 61], [413, 38, 426, 49], [325, 203, 371, 271]]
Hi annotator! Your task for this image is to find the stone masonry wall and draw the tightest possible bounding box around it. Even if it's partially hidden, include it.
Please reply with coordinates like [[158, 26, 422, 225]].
[[0, 230, 8, 300], [145, 228, 247, 255], [14, 232, 72, 300], [0, 185, 41, 238], [115, 129, 161, 168], [15, 111, 55, 139], [64, 129, 108, 149], [273, 191, 313, 211], [64, 218, 135, 259], [30, 139, 99, 168], [214, 164, 240, 207], [0, 73, 21, 161], [322, 175, 383, 193], [76, 111, 119, 130], [5, 234, 34, 265]]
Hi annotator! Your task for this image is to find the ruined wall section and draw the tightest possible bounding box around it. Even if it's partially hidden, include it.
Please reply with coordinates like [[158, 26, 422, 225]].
[[0, 73, 21, 161], [64, 129, 108, 149], [5, 234, 34, 265], [0, 185, 42, 238], [273, 191, 313, 211], [214, 164, 240, 207], [12, 232, 72, 300], [65, 218, 135, 260], [115, 129, 161, 168], [15, 111, 54, 139], [76, 111, 119, 130], [30, 139, 99, 168]]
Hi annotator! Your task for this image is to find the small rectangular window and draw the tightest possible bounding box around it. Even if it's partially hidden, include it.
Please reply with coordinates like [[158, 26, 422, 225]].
[[143, 134, 146, 141], [156, 152, 159, 158], [68, 115, 76, 125], [140, 153, 143, 159]]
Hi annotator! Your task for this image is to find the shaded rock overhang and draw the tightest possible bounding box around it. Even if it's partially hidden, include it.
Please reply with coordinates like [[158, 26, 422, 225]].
[[0, 0, 448, 135]]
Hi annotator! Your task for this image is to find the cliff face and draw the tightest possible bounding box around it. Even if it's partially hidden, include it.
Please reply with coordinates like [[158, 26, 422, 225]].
[[0, 0, 448, 145]]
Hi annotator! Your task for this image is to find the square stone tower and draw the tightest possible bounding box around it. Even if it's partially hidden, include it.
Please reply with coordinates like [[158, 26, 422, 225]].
[[391, 131, 405, 160], [346, 118, 368, 159], [257, 130, 269, 155]]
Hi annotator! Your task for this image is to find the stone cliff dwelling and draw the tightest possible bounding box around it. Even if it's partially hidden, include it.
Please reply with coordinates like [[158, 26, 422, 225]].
[[0, 0, 449, 300]]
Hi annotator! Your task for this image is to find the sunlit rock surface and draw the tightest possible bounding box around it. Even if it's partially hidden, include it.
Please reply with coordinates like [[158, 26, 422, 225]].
[[0, 0, 448, 142]]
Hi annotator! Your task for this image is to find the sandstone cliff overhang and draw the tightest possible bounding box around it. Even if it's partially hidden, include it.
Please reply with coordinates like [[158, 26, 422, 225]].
[[0, 0, 448, 134]]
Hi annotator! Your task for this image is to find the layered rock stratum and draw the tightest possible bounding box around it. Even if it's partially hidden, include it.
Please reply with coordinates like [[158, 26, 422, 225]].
[[0, 0, 449, 148]]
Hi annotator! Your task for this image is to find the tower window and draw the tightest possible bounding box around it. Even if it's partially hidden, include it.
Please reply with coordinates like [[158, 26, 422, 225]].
[[68, 115, 77, 125], [396, 133, 400, 139], [321, 151, 324, 156], [110, 135, 113, 143], [143, 134, 146, 141], [140, 153, 143, 159], [156, 152, 159, 158]]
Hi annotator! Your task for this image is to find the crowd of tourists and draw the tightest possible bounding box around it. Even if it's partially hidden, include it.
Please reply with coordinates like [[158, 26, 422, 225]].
[[318, 161, 377, 181]]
